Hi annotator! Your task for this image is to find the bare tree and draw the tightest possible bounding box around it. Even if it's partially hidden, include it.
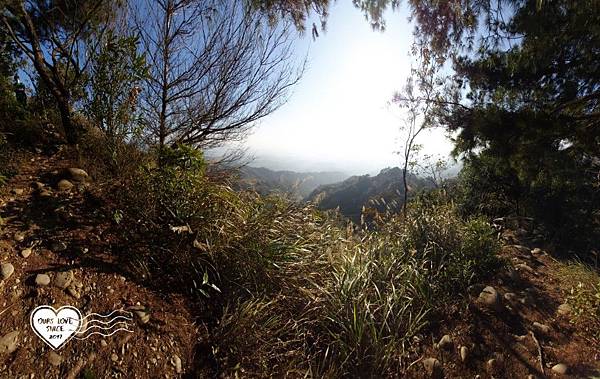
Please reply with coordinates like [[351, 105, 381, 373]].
[[1, 0, 116, 143], [134, 0, 303, 159]]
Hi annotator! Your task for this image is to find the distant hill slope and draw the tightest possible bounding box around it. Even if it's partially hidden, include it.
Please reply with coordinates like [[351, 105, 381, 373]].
[[306, 167, 433, 222], [236, 166, 349, 200]]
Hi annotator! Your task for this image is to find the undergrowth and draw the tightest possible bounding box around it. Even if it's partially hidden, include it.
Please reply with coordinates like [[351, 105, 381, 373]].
[[111, 145, 501, 377]]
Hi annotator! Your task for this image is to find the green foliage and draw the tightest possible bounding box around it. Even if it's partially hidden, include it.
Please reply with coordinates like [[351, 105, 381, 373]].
[[559, 261, 600, 340], [86, 30, 147, 159]]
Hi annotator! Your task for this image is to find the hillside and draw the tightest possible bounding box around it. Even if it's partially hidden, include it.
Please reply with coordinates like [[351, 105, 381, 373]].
[[306, 167, 433, 222], [0, 148, 598, 378], [236, 166, 348, 200]]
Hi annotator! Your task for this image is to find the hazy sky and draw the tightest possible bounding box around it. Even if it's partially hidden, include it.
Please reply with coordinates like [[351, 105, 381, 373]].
[[239, 2, 455, 174]]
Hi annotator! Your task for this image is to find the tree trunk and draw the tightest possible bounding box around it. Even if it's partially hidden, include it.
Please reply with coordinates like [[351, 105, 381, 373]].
[[57, 98, 77, 144]]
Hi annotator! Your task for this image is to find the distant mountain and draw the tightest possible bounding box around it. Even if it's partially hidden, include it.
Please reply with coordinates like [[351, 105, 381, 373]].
[[306, 167, 433, 222], [236, 166, 349, 200]]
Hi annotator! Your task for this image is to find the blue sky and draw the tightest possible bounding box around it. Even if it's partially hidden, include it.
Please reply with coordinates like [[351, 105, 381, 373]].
[[241, 1, 455, 174]]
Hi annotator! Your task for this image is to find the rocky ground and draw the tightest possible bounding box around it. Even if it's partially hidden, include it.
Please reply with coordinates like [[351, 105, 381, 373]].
[[0, 149, 599, 378]]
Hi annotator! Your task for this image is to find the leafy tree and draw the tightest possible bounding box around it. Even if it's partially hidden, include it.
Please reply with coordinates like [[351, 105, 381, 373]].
[[86, 30, 147, 158]]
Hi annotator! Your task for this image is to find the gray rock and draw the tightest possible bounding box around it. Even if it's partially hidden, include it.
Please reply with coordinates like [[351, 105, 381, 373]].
[[1, 263, 15, 280], [533, 322, 550, 334], [0, 331, 19, 354], [66, 168, 89, 182], [422, 357, 442, 378], [47, 351, 63, 366], [57, 179, 74, 191], [557, 303, 572, 316], [551, 363, 568, 375], [20, 248, 32, 258], [35, 274, 51, 286], [478, 286, 501, 310], [460, 346, 469, 362], [53, 271, 73, 289], [437, 334, 452, 350], [172, 355, 182, 373]]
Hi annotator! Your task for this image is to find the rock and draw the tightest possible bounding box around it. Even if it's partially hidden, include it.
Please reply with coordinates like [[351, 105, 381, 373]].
[[0, 331, 19, 354], [66, 168, 89, 182], [508, 269, 520, 282], [66, 286, 81, 299], [460, 346, 469, 362], [100, 340, 108, 347], [551, 363, 568, 375], [11, 188, 24, 195], [172, 355, 182, 373], [478, 286, 502, 310], [111, 353, 119, 362], [422, 357, 442, 378], [53, 271, 73, 289], [128, 305, 150, 324], [35, 274, 51, 286], [437, 334, 452, 350], [51, 241, 67, 252], [13, 233, 25, 242], [533, 322, 550, 334], [487, 358, 497, 371], [1, 263, 15, 280], [557, 303, 572, 316], [504, 292, 518, 302], [515, 263, 534, 273], [531, 247, 543, 255], [57, 179, 74, 191], [47, 351, 63, 366], [20, 248, 32, 258]]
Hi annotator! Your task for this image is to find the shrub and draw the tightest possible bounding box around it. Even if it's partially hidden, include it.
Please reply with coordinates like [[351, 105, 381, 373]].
[[559, 261, 600, 340]]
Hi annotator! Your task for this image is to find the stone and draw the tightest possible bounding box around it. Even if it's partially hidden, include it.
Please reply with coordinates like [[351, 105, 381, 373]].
[[557, 303, 572, 316], [13, 233, 25, 243], [531, 248, 543, 255], [100, 340, 108, 347], [172, 355, 182, 374], [504, 292, 518, 302], [437, 334, 452, 350], [533, 322, 550, 334], [460, 346, 469, 362], [66, 286, 81, 299], [20, 248, 32, 258], [66, 168, 89, 182], [111, 353, 119, 362], [128, 305, 150, 324], [551, 363, 568, 375], [57, 179, 73, 191], [47, 351, 62, 366], [51, 241, 67, 252], [487, 358, 497, 371], [0, 331, 19, 354], [11, 188, 24, 196], [515, 263, 534, 273], [1, 263, 14, 280], [422, 357, 442, 378], [35, 274, 51, 286], [53, 271, 73, 289], [478, 286, 501, 310]]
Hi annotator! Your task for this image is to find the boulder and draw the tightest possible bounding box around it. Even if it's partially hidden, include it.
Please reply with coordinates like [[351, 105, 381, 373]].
[[478, 286, 502, 310], [20, 248, 32, 258], [551, 363, 568, 375], [460, 346, 469, 362], [35, 274, 51, 286]]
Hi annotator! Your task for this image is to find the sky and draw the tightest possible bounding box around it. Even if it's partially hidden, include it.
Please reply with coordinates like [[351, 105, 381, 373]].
[[235, 2, 455, 175]]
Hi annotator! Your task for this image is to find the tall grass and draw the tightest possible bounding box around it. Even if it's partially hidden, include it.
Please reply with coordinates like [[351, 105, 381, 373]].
[[116, 146, 501, 377]]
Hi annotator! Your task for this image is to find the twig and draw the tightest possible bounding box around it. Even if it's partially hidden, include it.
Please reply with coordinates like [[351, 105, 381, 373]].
[[529, 330, 545, 376]]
